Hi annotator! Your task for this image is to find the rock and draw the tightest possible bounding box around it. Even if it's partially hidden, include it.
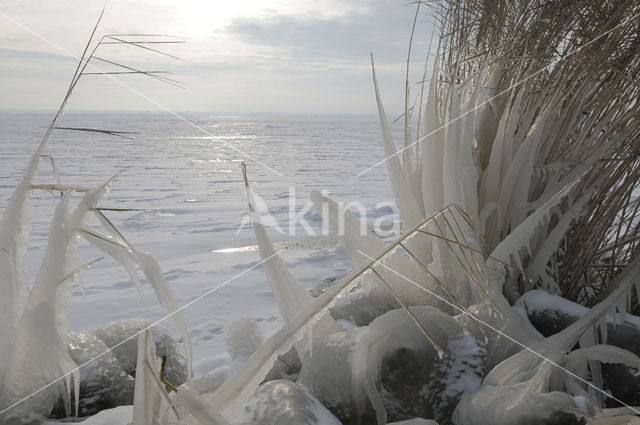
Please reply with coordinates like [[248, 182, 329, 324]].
[[298, 328, 368, 423], [49, 332, 134, 419], [263, 346, 302, 382], [72, 332, 134, 417], [379, 347, 434, 421], [49, 320, 187, 419], [0, 414, 45, 425], [388, 419, 439, 425], [188, 317, 269, 396], [91, 319, 187, 389], [239, 380, 341, 425], [423, 333, 485, 423], [516, 290, 640, 407], [226, 317, 264, 363]]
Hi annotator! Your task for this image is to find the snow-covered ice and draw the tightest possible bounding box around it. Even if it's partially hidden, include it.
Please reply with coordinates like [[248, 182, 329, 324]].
[[0, 111, 398, 368]]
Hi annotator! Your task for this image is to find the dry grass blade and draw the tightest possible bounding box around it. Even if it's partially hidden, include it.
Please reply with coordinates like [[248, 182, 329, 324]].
[[415, 229, 518, 271], [91, 57, 185, 88], [104, 35, 184, 61], [367, 264, 445, 357], [31, 184, 91, 193], [39, 155, 60, 184], [101, 41, 185, 45], [52, 126, 138, 139], [440, 212, 487, 287], [78, 228, 128, 249], [66, 8, 106, 96], [397, 240, 487, 335], [94, 207, 150, 212], [57, 257, 104, 286], [431, 214, 499, 311], [106, 33, 185, 38], [84, 71, 172, 75], [449, 211, 488, 284]]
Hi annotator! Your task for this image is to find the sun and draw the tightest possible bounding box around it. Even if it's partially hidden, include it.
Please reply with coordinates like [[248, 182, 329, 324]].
[[174, 0, 277, 38]]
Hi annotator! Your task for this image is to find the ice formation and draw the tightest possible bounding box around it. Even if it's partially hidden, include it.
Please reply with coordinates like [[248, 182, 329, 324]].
[[7, 1, 640, 424]]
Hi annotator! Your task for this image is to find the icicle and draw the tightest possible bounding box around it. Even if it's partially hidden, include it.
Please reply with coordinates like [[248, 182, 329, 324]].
[[84, 206, 193, 377], [491, 175, 583, 276], [459, 251, 640, 424], [0, 302, 79, 417], [370, 55, 424, 231], [176, 385, 231, 425], [421, 55, 445, 223], [310, 190, 438, 306], [526, 188, 594, 283], [310, 190, 384, 266], [208, 214, 453, 416], [241, 168, 343, 343]]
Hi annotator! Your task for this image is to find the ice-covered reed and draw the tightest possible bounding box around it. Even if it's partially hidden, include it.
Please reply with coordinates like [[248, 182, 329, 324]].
[[183, 1, 640, 424], [0, 12, 190, 419]]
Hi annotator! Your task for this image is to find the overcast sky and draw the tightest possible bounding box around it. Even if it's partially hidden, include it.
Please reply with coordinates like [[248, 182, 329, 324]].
[[0, 1, 436, 114]]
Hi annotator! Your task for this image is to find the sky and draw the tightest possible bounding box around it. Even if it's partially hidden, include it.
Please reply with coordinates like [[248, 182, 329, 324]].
[[0, 0, 436, 114]]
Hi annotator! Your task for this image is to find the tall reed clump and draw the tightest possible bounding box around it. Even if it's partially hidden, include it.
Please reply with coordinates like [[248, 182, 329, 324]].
[[150, 1, 640, 424], [0, 13, 191, 420]]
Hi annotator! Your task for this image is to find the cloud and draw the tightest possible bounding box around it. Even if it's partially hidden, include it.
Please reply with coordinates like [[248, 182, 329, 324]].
[[221, 1, 419, 65], [0, 0, 436, 113], [0, 47, 75, 62]]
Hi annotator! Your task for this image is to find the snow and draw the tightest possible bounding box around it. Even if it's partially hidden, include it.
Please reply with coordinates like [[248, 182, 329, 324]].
[[42, 405, 132, 425], [0, 112, 395, 367], [427, 332, 485, 420], [516, 289, 589, 319], [0, 112, 404, 422]]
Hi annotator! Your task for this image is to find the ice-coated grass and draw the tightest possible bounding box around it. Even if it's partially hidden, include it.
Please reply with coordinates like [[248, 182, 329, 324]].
[[193, 1, 640, 424], [5, 1, 640, 424], [0, 12, 192, 420]]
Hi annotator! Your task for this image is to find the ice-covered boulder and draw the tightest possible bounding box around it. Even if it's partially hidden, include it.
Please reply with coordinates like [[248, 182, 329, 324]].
[[238, 380, 341, 425], [297, 327, 366, 423], [263, 346, 302, 382], [91, 319, 188, 389], [226, 317, 264, 367], [50, 332, 134, 418], [47, 320, 187, 420], [423, 332, 485, 422], [453, 386, 586, 425], [329, 286, 399, 327], [43, 406, 133, 425], [188, 317, 268, 396], [388, 419, 438, 425], [516, 290, 640, 406], [378, 332, 484, 423]]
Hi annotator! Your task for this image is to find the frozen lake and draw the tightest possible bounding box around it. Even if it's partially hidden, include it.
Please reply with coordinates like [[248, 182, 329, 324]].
[[0, 111, 400, 366]]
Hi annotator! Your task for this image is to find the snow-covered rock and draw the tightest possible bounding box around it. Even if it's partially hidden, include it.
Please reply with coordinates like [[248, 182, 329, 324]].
[[378, 332, 484, 424], [423, 332, 485, 422]]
